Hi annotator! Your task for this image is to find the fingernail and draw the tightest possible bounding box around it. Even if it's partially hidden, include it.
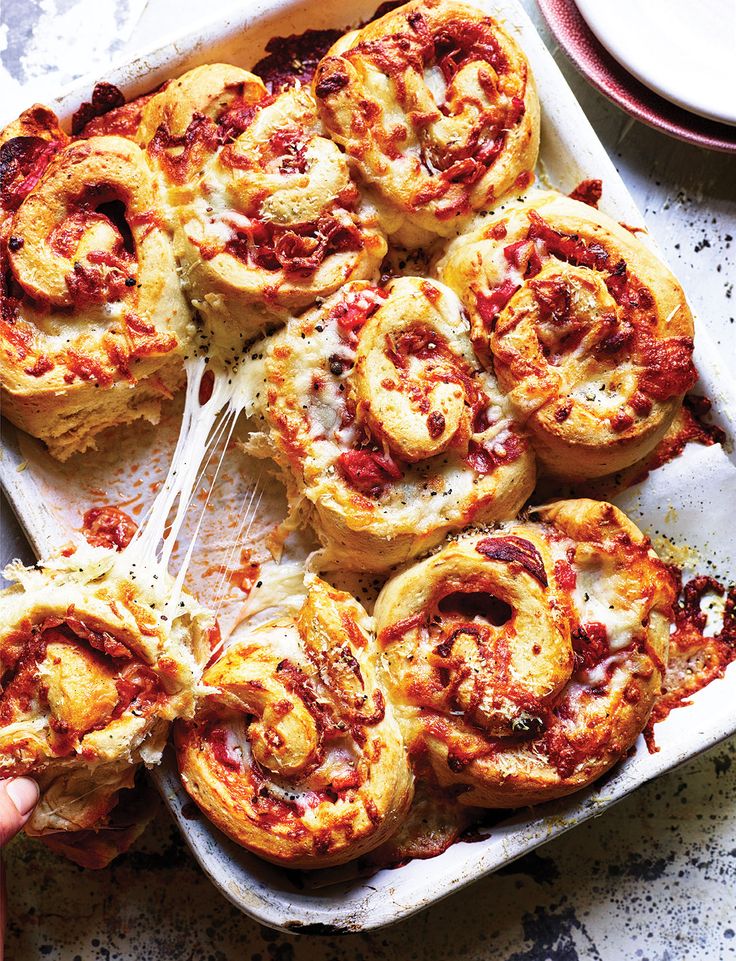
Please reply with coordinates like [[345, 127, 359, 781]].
[[6, 778, 39, 817]]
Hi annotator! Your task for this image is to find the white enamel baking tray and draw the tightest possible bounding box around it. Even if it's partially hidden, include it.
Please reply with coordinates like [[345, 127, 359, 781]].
[[2, 0, 736, 934]]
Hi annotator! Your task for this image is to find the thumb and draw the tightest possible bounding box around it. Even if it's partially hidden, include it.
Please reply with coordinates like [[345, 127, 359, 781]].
[[0, 779, 39, 848]]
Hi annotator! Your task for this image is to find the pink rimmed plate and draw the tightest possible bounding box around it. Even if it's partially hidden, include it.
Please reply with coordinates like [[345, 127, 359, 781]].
[[535, 0, 736, 152]]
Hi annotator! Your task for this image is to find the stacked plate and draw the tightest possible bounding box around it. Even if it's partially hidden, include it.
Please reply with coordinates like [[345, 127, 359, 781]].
[[536, 0, 736, 152]]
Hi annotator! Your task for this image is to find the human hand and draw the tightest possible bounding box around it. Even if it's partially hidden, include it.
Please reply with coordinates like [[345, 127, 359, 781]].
[[0, 779, 39, 848], [1, 777, 39, 960]]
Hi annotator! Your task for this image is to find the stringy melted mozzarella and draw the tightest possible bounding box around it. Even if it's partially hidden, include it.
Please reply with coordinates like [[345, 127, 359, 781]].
[[125, 347, 269, 617], [567, 366, 639, 414]]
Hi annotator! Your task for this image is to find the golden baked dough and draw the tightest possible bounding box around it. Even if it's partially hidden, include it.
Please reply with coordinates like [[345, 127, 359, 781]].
[[35, 776, 159, 869], [373, 499, 673, 806], [135, 64, 265, 223], [136, 63, 267, 150], [0, 545, 214, 837], [437, 190, 696, 479], [142, 72, 387, 351], [0, 6, 698, 870], [257, 276, 535, 571], [0, 122, 192, 461], [0, 103, 67, 150], [176, 577, 413, 868], [313, 0, 539, 245]]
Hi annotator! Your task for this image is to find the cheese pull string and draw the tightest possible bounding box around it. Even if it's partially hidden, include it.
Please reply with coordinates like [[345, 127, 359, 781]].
[[164, 357, 269, 611], [122, 347, 269, 615], [209, 481, 263, 618], [127, 357, 224, 566], [167, 406, 239, 611], [159, 397, 235, 573]]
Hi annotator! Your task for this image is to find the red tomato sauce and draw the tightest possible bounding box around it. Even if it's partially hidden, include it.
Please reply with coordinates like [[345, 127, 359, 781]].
[[645, 568, 736, 752], [82, 506, 138, 551]]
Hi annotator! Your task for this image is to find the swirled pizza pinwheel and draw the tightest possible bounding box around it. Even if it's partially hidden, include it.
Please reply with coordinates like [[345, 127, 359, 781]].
[[0, 545, 214, 840], [373, 498, 674, 806], [141, 69, 387, 351], [0, 116, 191, 460], [257, 276, 535, 571], [313, 0, 539, 245], [176, 578, 413, 867], [437, 191, 697, 479], [135, 63, 268, 158]]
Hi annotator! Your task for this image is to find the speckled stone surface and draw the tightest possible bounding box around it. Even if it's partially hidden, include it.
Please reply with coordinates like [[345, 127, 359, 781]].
[[1, 1, 735, 958], [6, 743, 736, 960]]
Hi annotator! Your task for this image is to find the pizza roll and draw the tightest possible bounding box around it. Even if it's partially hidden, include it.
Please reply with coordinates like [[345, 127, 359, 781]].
[[0, 546, 214, 837], [374, 498, 674, 807], [0, 104, 68, 165], [437, 191, 697, 479], [70, 66, 263, 144], [313, 0, 539, 245], [176, 578, 413, 868], [34, 776, 159, 869], [150, 78, 387, 349], [136, 63, 267, 151], [259, 276, 535, 572], [0, 126, 191, 460]]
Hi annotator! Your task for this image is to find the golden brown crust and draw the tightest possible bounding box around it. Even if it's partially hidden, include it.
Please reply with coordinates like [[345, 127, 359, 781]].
[[0, 132, 191, 460], [258, 277, 535, 571], [373, 498, 674, 806], [313, 0, 540, 244], [176, 578, 413, 867], [135, 64, 267, 147], [0, 104, 68, 148], [437, 191, 696, 479], [0, 546, 213, 835]]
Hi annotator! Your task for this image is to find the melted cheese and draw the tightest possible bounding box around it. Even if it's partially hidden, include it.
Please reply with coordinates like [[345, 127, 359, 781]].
[[572, 560, 645, 652], [266, 281, 523, 540], [125, 347, 271, 614], [238, 561, 309, 626]]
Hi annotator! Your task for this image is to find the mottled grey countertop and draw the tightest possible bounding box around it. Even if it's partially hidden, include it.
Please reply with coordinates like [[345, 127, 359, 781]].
[[1, 1, 735, 959], [6, 743, 736, 960]]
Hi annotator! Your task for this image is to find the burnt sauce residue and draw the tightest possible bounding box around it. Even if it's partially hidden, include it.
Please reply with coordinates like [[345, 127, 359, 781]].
[[252, 30, 343, 93], [250, 2, 406, 92], [71, 81, 126, 136]]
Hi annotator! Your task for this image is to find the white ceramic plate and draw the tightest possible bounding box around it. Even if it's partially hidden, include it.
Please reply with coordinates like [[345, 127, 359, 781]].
[[575, 0, 736, 126]]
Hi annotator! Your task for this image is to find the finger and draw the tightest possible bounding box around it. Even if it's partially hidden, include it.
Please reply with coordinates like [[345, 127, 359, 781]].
[[0, 779, 39, 848], [1, 854, 6, 961]]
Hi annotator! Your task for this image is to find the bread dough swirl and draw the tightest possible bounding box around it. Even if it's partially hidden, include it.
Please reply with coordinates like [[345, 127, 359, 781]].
[[437, 191, 696, 479], [176, 578, 413, 867], [259, 276, 535, 571], [135, 64, 267, 217], [0, 546, 214, 837], [136, 63, 267, 150], [313, 0, 539, 244], [150, 78, 387, 352], [374, 499, 673, 806], [0, 119, 191, 461]]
